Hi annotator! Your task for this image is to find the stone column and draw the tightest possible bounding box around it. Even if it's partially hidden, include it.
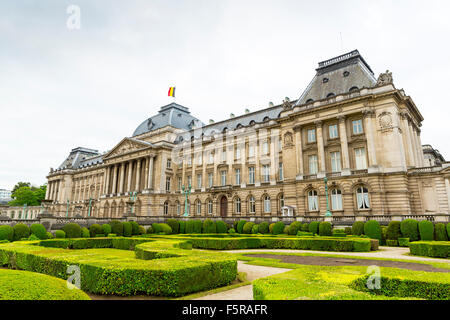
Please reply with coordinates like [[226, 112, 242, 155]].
[[127, 161, 133, 192], [255, 132, 261, 186], [363, 109, 378, 171], [136, 159, 142, 191], [45, 181, 50, 199], [119, 163, 125, 194], [407, 120, 419, 167], [148, 156, 154, 190], [415, 128, 425, 167], [338, 116, 351, 175], [400, 113, 416, 167], [240, 137, 247, 187], [202, 150, 207, 191], [315, 120, 326, 176], [269, 130, 277, 184], [294, 126, 304, 179], [112, 164, 118, 195], [104, 166, 110, 195], [445, 177, 450, 213]]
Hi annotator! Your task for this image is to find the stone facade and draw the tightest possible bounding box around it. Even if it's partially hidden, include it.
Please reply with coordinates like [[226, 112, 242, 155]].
[[43, 50, 450, 221]]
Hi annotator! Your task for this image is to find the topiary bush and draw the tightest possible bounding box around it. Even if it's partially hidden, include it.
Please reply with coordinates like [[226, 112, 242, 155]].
[[319, 222, 332, 237], [160, 223, 172, 235], [138, 226, 146, 235], [252, 224, 259, 234], [418, 220, 434, 241], [398, 238, 410, 247], [110, 220, 124, 236], [386, 221, 401, 240], [242, 222, 255, 234], [166, 219, 179, 234], [30, 223, 47, 240], [301, 223, 309, 232], [81, 227, 90, 238], [400, 219, 419, 242], [129, 221, 140, 235], [89, 224, 103, 238], [386, 239, 398, 247], [228, 228, 236, 234], [258, 222, 269, 234], [272, 221, 285, 235], [447, 223, 450, 239], [283, 226, 289, 235], [102, 224, 111, 236], [237, 220, 247, 234], [216, 220, 228, 234], [308, 221, 320, 235], [351, 221, 365, 236], [269, 223, 275, 234], [62, 223, 82, 239], [0, 225, 14, 242], [380, 226, 387, 245], [202, 219, 217, 234], [13, 223, 31, 241], [288, 222, 302, 236], [185, 220, 195, 233], [122, 222, 132, 237], [363, 220, 382, 242], [179, 221, 186, 234], [434, 223, 448, 241], [146, 226, 154, 234], [55, 230, 66, 238], [46, 232, 53, 239], [193, 220, 203, 234]]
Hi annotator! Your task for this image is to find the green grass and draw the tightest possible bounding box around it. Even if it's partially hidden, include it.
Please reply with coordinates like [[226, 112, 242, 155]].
[[0, 269, 90, 300]]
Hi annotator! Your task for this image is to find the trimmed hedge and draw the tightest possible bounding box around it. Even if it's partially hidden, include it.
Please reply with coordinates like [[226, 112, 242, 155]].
[[409, 241, 450, 258], [0, 225, 14, 242], [55, 230, 65, 238], [228, 228, 236, 234], [216, 221, 228, 234], [288, 222, 302, 236], [185, 220, 194, 234], [166, 219, 179, 234], [272, 222, 285, 235], [251, 225, 259, 234], [138, 226, 146, 235], [129, 221, 140, 235], [146, 226, 154, 234], [152, 223, 172, 235], [269, 223, 275, 234], [89, 224, 103, 238], [13, 224, 30, 241], [242, 222, 255, 234], [386, 221, 401, 240], [62, 223, 82, 239], [301, 223, 309, 232], [179, 221, 186, 234], [418, 220, 434, 241], [447, 223, 450, 239], [364, 220, 381, 242], [46, 232, 53, 239], [434, 223, 448, 241], [344, 227, 352, 235], [318, 222, 332, 237], [351, 221, 364, 236], [308, 221, 320, 235], [386, 239, 398, 246], [400, 219, 419, 242], [81, 227, 90, 238], [202, 219, 217, 234], [398, 238, 410, 247], [193, 220, 203, 234], [237, 220, 247, 234], [258, 222, 269, 234], [123, 222, 132, 237], [101, 224, 111, 236], [30, 224, 47, 240], [110, 220, 124, 237]]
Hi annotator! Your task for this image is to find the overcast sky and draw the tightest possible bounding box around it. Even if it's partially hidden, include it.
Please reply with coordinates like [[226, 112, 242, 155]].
[[1, 0, 449, 190]]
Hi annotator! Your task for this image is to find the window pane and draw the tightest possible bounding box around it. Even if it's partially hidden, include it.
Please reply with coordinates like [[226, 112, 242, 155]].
[[329, 125, 338, 139], [308, 129, 316, 143], [331, 152, 341, 172], [309, 155, 318, 174]]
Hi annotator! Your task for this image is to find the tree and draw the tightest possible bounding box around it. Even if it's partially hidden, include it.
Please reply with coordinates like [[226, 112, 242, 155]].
[[9, 184, 47, 206], [11, 182, 31, 195]]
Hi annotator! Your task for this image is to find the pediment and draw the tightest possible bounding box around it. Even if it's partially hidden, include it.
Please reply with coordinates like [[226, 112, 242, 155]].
[[104, 138, 153, 159]]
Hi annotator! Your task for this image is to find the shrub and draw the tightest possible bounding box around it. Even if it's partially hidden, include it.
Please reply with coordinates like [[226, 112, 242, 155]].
[[101, 224, 111, 236], [122, 222, 132, 237], [288, 222, 302, 236], [193, 220, 203, 234], [252, 225, 259, 234], [283, 226, 289, 235], [185, 220, 195, 233], [269, 223, 275, 234], [0, 225, 14, 242], [108, 234, 117, 237], [110, 220, 124, 236], [447, 223, 450, 239], [166, 219, 179, 234], [237, 220, 247, 234], [146, 226, 154, 234], [410, 241, 450, 258], [319, 222, 332, 237], [81, 227, 90, 238], [434, 223, 448, 241], [62, 223, 82, 239], [418, 220, 434, 241], [351, 221, 365, 236], [332, 229, 346, 237], [233, 221, 239, 231], [243, 222, 255, 234], [297, 231, 314, 237], [151, 223, 162, 233], [400, 219, 419, 242], [95, 234, 105, 238], [138, 226, 146, 235], [272, 222, 285, 235], [46, 232, 53, 239], [13, 224, 30, 241], [386, 239, 398, 246], [160, 223, 172, 235], [179, 221, 186, 234], [398, 238, 410, 247], [129, 221, 140, 235], [386, 221, 402, 240], [202, 219, 217, 234], [55, 230, 66, 238], [344, 227, 352, 235], [301, 223, 309, 232], [89, 224, 103, 238], [228, 228, 236, 234], [258, 222, 269, 234], [216, 221, 228, 234], [364, 220, 382, 242], [308, 221, 320, 235], [30, 223, 47, 240]]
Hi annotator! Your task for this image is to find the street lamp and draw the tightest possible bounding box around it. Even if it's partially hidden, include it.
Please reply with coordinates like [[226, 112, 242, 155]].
[[324, 177, 332, 217]]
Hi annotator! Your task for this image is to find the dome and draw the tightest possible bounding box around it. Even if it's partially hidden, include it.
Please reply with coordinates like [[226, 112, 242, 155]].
[[132, 103, 204, 137]]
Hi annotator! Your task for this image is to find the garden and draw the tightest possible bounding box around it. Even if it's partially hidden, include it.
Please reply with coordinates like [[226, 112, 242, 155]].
[[0, 217, 449, 300]]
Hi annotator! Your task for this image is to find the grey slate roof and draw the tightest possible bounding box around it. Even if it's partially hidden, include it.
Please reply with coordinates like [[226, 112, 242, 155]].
[[132, 103, 204, 137], [295, 50, 377, 106], [57, 147, 102, 170]]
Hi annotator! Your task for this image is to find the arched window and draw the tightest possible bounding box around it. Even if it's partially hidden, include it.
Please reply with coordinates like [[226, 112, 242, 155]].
[[249, 196, 256, 214], [263, 195, 271, 213], [356, 186, 370, 210], [163, 201, 169, 215], [207, 199, 213, 214], [196, 200, 202, 215], [263, 117, 270, 122], [235, 197, 241, 214], [349, 86, 359, 92], [331, 189, 343, 211], [308, 190, 318, 212], [306, 99, 314, 104], [326, 93, 335, 98]]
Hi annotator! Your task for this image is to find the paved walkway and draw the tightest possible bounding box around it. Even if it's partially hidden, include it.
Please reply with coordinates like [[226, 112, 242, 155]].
[[194, 261, 291, 300]]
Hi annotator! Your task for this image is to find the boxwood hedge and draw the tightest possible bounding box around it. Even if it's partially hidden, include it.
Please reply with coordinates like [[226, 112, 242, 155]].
[[13, 224, 30, 241], [434, 223, 448, 241], [0, 225, 14, 242], [216, 220, 228, 234], [400, 219, 419, 241], [418, 220, 434, 241], [409, 241, 450, 258]]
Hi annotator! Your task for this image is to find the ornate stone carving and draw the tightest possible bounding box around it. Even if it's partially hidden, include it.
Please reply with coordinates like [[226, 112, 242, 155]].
[[284, 132, 293, 147], [378, 112, 393, 130], [282, 97, 292, 110], [376, 70, 393, 86]]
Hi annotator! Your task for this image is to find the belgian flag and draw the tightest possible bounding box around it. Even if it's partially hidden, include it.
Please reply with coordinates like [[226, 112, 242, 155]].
[[168, 87, 176, 98]]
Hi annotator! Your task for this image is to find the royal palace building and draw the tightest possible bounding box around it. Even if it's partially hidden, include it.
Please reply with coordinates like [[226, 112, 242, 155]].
[[44, 50, 450, 221]]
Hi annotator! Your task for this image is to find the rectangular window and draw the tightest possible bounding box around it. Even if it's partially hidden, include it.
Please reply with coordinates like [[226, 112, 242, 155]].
[[208, 173, 213, 188], [235, 169, 241, 185], [262, 141, 269, 155], [331, 151, 341, 172], [307, 129, 316, 143], [248, 167, 255, 184], [309, 155, 318, 174], [197, 153, 202, 165], [279, 163, 284, 181], [187, 175, 192, 188], [329, 125, 338, 139], [166, 159, 172, 169], [262, 165, 270, 182], [355, 147, 367, 170], [235, 147, 241, 160], [165, 177, 171, 192], [221, 149, 226, 162], [197, 174, 202, 189], [221, 170, 227, 186], [187, 156, 192, 166], [208, 152, 214, 164], [352, 120, 363, 135], [248, 144, 255, 157]]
